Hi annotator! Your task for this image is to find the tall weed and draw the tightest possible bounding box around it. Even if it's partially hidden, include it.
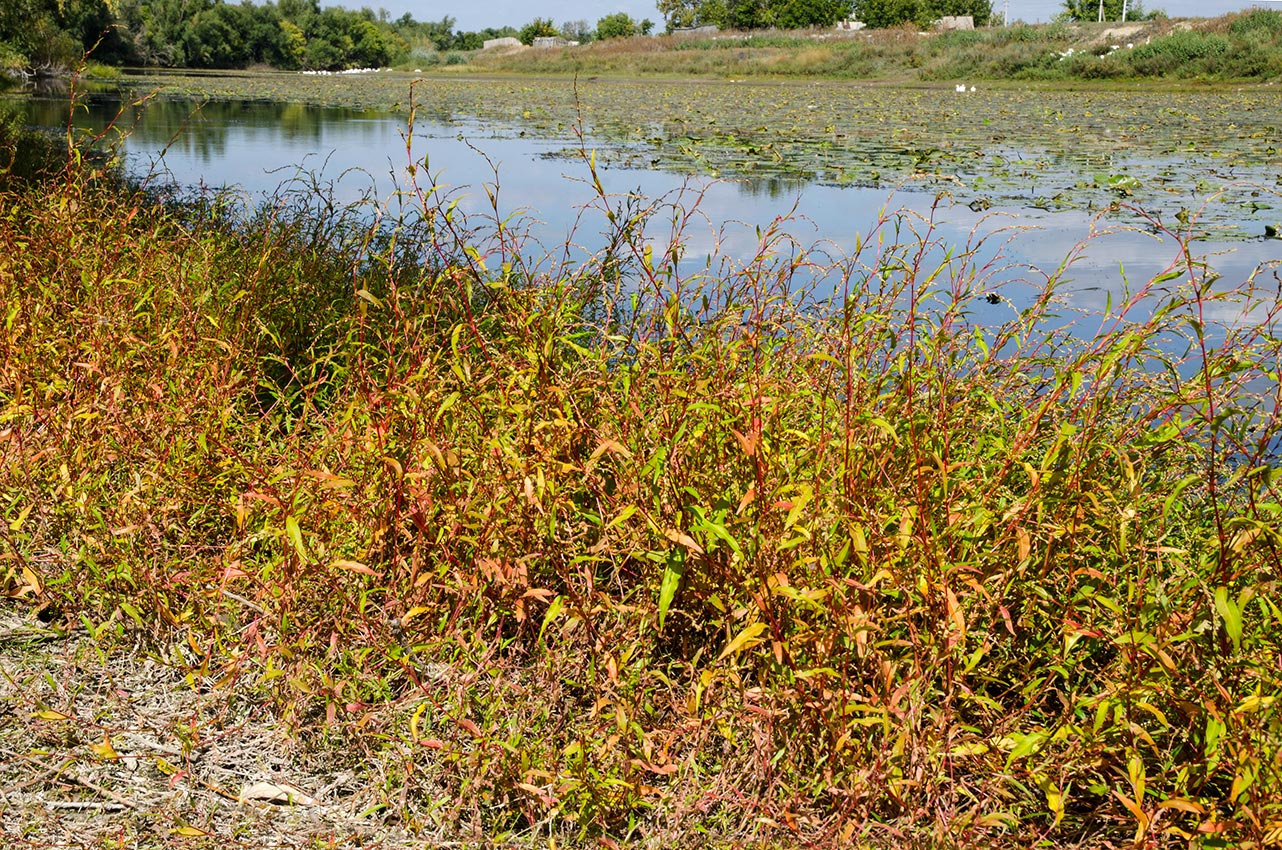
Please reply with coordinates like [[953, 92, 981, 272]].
[[1, 117, 1280, 844]]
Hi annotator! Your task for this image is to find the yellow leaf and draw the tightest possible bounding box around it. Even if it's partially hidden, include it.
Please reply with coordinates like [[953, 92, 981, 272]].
[[717, 622, 768, 663], [89, 735, 118, 761], [587, 438, 632, 467], [171, 826, 208, 837], [1038, 774, 1064, 827], [33, 709, 71, 721], [1157, 798, 1206, 815], [945, 586, 966, 637], [1112, 790, 1150, 842], [409, 702, 428, 743], [285, 515, 307, 561], [400, 606, 431, 626]]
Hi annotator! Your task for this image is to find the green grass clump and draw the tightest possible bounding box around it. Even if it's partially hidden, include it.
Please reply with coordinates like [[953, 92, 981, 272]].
[[2, 136, 1281, 845]]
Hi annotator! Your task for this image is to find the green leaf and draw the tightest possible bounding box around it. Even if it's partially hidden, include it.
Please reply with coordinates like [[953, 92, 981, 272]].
[[285, 515, 307, 562], [539, 595, 564, 643], [1214, 586, 1242, 652], [657, 550, 684, 631], [1005, 730, 1047, 765]]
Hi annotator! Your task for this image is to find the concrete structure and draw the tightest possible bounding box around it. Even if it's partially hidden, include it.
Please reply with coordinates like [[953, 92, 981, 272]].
[[482, 36, 522, 50], [938, 16, 975, 30], [836, 20, 866, 31], [532, 36, 579, 48]]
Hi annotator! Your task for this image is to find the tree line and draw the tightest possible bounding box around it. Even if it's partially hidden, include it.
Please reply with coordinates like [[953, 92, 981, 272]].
[[0, 0, 657, 75], [2, 0, 1159, 78]]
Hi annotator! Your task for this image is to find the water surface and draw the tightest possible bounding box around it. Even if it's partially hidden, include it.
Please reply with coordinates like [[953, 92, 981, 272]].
[[17, 91, 1282, 321]]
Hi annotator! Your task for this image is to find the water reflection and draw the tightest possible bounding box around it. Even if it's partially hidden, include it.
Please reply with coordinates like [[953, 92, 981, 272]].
[[12, 92, 1281, 317]]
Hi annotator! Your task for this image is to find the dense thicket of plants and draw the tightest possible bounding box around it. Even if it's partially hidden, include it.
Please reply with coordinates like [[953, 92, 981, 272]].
[[2, 108, 1280, 844]]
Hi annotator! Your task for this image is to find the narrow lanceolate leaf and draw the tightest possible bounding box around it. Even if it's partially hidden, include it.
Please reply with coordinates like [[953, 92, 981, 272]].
[[539, 595, 564, 643], [285, 515, 307, 562], [1213, 587, 1242, 652], [717, 622, 768, 663], [664, 528, 704, 555], [409, 702, 428, 743], [331, 559, 377, 577], [32, 709, 72, 722], [239, 781, 318, 806], [657, 551, 683, 631]]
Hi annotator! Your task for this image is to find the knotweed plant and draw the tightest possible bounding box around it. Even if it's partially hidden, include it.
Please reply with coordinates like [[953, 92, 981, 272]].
[[1, 108, 1280, 847]]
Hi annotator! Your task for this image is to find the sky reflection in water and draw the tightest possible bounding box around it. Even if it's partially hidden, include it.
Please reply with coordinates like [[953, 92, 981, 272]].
[[30, 93, 1282, 330]]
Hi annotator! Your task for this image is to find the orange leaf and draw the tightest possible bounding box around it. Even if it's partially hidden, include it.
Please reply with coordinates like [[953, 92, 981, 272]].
[[331, 559, 378, 577], [664, 529, 704, 555]]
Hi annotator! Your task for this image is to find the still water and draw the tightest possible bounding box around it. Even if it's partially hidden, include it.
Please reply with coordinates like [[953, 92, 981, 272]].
[[18, 92, 1282, 318]]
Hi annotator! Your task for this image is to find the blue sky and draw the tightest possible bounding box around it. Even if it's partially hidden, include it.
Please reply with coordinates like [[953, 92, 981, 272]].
[[359, 0, 1276, 34]]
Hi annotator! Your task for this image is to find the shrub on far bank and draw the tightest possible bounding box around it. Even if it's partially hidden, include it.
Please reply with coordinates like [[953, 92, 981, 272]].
[[0, 103, 65, 189]]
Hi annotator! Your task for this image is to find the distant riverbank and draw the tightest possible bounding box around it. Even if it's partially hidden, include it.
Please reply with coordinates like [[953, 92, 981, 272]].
[[455, 12, 1282, 83]]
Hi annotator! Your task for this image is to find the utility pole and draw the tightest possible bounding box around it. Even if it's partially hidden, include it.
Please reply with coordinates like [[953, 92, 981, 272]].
[[1122, 0, 1128, 22], [1004, 0, 1009, 25], [1098, 0, 1105, 22]]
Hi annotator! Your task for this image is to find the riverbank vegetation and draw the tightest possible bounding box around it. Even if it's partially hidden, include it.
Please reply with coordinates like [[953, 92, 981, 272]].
[[2, 0, 1281, 83], [2, 109, 1281, 845], [473, 10, 1282, 83]]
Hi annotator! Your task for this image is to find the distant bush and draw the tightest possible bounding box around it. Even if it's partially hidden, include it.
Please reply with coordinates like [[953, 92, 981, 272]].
[[596, 12, 640, 40], [1229, 8, 1282, 37], [0, 104, 64, 189], [988, 23, 1052, 44], [1128, 30, 1229, 76], [1065, 50, 1130, 79], [406, 46, 441, 67], [518, 17, 559, 45], [931, 29, 985, 50]]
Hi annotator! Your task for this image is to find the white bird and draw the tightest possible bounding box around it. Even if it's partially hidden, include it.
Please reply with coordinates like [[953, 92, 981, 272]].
[[956, 83, 966, 93]]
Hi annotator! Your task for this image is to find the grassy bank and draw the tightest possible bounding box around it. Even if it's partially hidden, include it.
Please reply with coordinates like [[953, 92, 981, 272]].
[[460, 11, 1282, 83], [2, 127, 1281, 845]]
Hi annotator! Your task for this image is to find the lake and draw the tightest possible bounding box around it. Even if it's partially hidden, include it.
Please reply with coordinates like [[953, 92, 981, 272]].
[[12, 79, 1282, 320]]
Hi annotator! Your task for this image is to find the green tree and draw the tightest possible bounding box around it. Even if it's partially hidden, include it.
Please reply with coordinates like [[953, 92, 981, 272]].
[[276, 18, 307, 68], [117, 0, 212, 66], [771, 0, 851, 27], [852, 0, 991, 28], [657, 0, 702, 30], [518, 17, 559, 44], [185, 3, 249, 68], [658, 0, 852, 30], [1, 0, 122, 72], [596, 12, 638, 39], [560, 19, 595, 42], [1060, 0, 1156, 22]]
